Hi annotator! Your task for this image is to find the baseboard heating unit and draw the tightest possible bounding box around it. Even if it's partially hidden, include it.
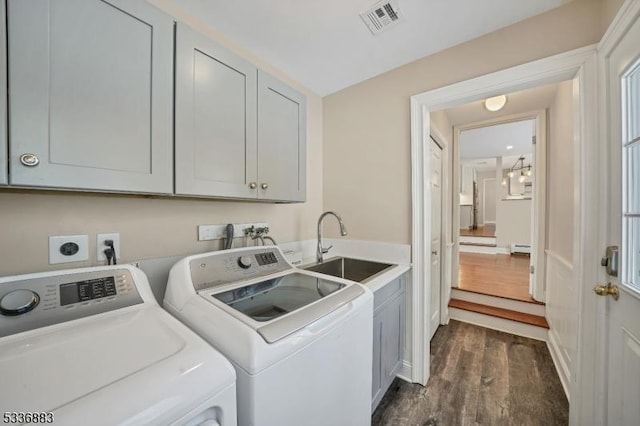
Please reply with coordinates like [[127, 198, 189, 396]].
[[511, 243, 531, 255]]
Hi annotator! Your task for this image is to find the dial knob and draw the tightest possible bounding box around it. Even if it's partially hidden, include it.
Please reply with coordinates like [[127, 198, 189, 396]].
[[237, 255, 253, 269], [0, 289, 40, 316]]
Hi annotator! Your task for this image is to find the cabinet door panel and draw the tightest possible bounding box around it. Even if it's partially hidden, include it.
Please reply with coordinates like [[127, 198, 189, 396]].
[[383, 292, 404, 387], [257, 71, 306, 202], [0, 0, 6, 185], [371, 310, 384, 409], [8, 0, 173, 193], [175, 23, 257, 198]]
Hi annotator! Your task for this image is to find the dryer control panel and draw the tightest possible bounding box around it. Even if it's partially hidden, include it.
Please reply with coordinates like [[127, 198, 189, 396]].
[[0, 268, 143, 338]]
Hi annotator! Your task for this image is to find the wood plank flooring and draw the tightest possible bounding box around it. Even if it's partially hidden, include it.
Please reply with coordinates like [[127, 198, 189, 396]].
[[460, 224, 496, 237], [372, 321, 568, 426], [457, 252, 535, 303], [448, 299, 549, 328]]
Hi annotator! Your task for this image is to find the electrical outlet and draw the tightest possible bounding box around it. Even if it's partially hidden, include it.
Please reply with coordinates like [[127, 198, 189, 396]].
[[97, 233, 120, 262], [49, 235, 89, 264]]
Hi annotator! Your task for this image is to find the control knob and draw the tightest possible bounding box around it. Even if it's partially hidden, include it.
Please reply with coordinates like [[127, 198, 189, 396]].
[[0, 289, 40, 316], [237, 255, 253, 269]]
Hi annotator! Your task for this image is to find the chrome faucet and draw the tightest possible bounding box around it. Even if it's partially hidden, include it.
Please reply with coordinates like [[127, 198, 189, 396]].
[[317, 211, 347, 263]]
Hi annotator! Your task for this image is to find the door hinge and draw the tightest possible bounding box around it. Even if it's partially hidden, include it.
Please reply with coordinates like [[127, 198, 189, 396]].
[[530, 265, 535, 274], [532, 136, 537, 145]]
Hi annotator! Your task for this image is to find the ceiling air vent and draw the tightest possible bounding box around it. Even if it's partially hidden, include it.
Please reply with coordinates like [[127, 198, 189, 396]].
[[360, 1, 404, 35]]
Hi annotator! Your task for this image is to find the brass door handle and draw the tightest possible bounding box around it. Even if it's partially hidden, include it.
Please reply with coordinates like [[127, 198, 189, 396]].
[[593, 283, 619, 301]]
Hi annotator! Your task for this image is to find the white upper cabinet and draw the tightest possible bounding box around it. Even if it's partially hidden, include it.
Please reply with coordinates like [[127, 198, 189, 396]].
[[0, 0, 7, 186], [257, 71, 307, 202], [7, 0, 174, 194], [175, 24, 306, 202], [174, 23, 258, 198]]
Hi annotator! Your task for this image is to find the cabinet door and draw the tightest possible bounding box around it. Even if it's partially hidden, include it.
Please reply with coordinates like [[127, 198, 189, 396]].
[[175, 23, 258, 198], [8, 0, 174, 193], [257, 71, 306, 202], [371, 309, 384, 409], [382, 292, 404, 389], [0, 0, 7, 186]]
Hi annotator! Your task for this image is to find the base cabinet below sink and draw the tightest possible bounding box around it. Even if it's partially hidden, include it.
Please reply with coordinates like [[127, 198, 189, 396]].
[[372, 274, 406, 411]]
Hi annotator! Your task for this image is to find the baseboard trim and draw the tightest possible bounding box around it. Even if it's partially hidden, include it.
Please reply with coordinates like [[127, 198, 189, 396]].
[[547, 327, 571, 402], [396, 360, 413, 383]]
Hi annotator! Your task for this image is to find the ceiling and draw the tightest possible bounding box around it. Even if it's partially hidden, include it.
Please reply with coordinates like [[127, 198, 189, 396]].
[[459, 119, 534, 160], [443, 82, 560, 126], [173, 0, 572, 95]]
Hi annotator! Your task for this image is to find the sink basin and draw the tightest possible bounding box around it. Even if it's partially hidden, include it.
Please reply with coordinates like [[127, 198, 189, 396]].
[[303, 257, 394, 283]]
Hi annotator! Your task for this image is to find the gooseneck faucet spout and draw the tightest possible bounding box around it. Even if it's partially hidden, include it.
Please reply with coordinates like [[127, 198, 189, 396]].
[[317, 211, 347, 263]]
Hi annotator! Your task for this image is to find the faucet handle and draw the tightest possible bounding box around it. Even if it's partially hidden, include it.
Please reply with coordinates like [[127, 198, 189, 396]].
[[321, 245, 333, 254]]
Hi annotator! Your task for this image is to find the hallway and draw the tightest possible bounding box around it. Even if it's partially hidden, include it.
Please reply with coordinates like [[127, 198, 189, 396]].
[[372, 321, 568, 426], [456, 252, 535, 303]]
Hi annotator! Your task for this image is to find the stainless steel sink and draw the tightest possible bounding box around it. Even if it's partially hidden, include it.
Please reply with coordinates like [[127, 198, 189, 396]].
[[303, 257, 394, 283]]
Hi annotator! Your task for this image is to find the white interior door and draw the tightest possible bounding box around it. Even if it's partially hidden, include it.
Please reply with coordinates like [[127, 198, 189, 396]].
[[429, 137, 443, 340], [602, 9, 640, 425]]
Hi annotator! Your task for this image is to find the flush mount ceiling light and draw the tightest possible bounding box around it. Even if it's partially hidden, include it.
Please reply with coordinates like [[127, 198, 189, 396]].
[[484, 95, 507, 112], [506, 145, 514, 150]]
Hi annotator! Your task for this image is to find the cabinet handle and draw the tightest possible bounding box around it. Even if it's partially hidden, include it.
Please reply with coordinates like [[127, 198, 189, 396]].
[[249, 182, 257, 189], [261, 183, 269, 190], [20, 153, 40, 167]]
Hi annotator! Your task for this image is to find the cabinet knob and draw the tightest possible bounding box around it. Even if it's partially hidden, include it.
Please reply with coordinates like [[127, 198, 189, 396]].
[[249, 182, 257, 189], [261, 183, 269, 190], [19, 153, 40, 167]]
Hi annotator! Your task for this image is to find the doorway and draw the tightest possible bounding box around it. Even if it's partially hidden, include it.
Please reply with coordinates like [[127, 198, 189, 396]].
[[453, 118, 538, 303], [408, 45, 596, 388]]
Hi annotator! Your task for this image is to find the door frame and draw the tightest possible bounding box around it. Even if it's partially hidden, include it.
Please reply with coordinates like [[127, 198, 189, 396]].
[[409, 45, 597, 393], [588, 1, 640, 424], [450, 111, 546, 300]]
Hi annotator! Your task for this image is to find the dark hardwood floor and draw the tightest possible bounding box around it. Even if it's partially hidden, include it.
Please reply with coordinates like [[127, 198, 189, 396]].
[[372, 321, 568, 426]]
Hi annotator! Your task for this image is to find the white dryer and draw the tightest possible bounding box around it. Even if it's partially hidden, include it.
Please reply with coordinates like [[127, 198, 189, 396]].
[[0, 265, 237, 426], [164, 246, 373, 426]]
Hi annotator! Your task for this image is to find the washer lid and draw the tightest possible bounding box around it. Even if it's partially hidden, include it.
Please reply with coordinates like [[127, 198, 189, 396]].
[[0, 307, 216, 416]]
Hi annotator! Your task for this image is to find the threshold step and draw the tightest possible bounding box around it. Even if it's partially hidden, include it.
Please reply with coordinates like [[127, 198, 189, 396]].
[[448, 299, 549, 329], [459, 242, 497, 247]]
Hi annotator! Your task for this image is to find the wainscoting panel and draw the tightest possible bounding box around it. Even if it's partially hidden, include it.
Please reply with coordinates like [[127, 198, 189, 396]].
[[544, 250, 575, 398]]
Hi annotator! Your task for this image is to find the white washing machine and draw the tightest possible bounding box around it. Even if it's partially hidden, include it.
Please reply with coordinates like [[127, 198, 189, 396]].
[[0, 265, 237, 426], [164, 246, 373, 426]]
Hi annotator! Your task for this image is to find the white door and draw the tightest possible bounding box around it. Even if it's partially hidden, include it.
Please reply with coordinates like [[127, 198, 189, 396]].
[[429, 137, 443, 340], [601, 9, 640, 425]]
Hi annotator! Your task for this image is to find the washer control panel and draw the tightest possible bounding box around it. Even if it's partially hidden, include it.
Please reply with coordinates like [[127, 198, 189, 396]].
[[0, 268, 143, 338], [190, 247, 291, 291]]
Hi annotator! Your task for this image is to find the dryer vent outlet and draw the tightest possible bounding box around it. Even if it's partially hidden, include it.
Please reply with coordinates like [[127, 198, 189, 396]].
[[360, 1, 404, 35]]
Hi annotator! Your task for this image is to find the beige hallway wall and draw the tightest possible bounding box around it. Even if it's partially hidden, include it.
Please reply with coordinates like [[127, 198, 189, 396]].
[[0, 1, 324, 276], [323, 0, 603, 244], [547, 80, 575, 262]]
